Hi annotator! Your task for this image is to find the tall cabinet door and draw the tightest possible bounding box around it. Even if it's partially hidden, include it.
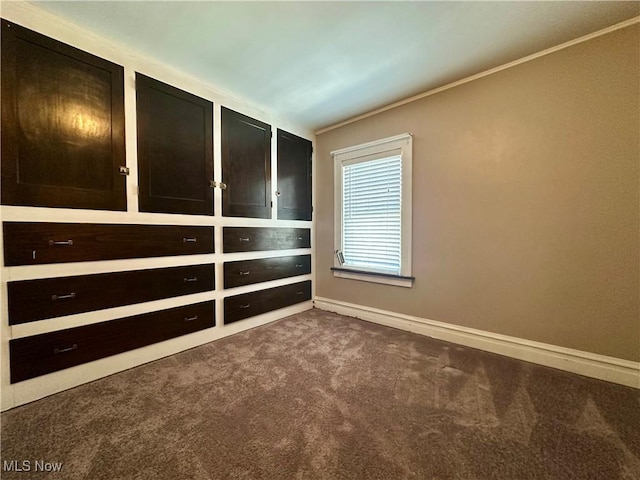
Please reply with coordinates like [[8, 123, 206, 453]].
[[1, 19, 126, 211], [136, 74, 214, 215], [277, 129, 312, 221], [221, 107, 272, 219]]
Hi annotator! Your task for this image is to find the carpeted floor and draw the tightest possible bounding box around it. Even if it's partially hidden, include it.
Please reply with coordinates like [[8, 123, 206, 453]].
[[1, 308, 639, 479]]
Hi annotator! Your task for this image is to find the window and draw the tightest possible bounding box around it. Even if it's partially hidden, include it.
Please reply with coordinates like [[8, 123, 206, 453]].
[[332, 133, 413, 287]]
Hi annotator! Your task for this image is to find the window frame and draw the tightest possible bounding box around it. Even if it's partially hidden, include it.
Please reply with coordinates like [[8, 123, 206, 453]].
[[332, 133, 413, 288]]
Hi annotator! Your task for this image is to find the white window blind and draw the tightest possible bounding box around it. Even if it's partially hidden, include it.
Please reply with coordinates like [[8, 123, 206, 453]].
[[342, 154, 402, 274], [332, 132, 412, 287]]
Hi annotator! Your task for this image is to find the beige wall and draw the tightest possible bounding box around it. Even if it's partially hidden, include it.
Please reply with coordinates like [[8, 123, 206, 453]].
[[315, 25, 640, 362]]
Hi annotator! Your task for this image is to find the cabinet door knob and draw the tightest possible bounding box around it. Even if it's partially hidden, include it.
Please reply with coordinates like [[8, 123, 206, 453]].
[[275, 190, 281, 197]]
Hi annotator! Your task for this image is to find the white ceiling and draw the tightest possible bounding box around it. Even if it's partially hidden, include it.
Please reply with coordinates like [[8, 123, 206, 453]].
[[31, 1, 640, 131]]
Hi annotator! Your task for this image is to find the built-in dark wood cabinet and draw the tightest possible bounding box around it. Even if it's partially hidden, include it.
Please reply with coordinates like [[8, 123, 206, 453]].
[[0, 19, 126, 211], [10, 300, 215, 383], [0, 19, 313, 402], [277, 129, 312, 221], [221, 107, 272, 218], [136, 74, 214, 215]]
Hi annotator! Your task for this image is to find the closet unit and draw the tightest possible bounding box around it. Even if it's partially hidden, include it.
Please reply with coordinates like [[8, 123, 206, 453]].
[[0, 14, 313, 408], [219, 110, 313, 326]]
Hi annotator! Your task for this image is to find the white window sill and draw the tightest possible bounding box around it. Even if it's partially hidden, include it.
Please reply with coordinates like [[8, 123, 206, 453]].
[[331, 267, 414, 288]]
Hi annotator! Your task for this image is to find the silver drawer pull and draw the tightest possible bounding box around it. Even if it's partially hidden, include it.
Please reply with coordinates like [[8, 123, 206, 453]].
[[182, 237, 197, 243], [54, 344, 78, 354], [296, 291, 304, 295], [184, 315, 198, 322], [239, 304, 251, 309], [296, 236, 303, 240], [51, 292, 76, 301], [239, 237, 250, 242], [183, 277, 198, 283], [295, 264, 304, 268], [49, 240, 73, 246], [239, 271, 250, 276]]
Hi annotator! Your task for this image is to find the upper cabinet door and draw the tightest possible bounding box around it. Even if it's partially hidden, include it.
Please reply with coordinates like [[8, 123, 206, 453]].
[[0, 20, 126, 211], [221, 107, 272, 219], [136, 74, 214, 216], [277, 129, 312, 221]]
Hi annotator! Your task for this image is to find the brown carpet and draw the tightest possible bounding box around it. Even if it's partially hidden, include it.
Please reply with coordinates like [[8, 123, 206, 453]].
[[1, 308, 639, 479]]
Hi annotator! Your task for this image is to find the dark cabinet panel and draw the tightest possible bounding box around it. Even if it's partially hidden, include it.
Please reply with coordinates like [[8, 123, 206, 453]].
[[136, 73, 214, 215], [223, 227, 310, 252], [10, 301, 215, 383], [277, 129, 312, 221], [0, 19, 126, 211], [3, 222, 214, 266], [221, 107, 272, 218], [224, 255, 311, 289], [224, 281, 311, 324], [8, 264, 215, 325]]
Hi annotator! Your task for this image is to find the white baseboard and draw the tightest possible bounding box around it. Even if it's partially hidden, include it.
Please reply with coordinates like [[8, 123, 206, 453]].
[[314, 297, 640, 389]]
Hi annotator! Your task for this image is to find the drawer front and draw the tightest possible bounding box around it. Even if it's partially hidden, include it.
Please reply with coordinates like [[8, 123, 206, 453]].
[[224, 255, 311, 289], [224, 280, 311, 324], [223, 227, 310, 253], [10, 300, 215, 383], [8, 264, 215, 325], [3, 222, 214, 266]]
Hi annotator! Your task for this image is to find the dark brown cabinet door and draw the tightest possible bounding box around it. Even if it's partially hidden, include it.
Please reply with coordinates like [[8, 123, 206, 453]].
[[221, 107, 271, 218], [277, 129, 312, 221], [136, 73, 214, 215], [1, 19, 126, 211]]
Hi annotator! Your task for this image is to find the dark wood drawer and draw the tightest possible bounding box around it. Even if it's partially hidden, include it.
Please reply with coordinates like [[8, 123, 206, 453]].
[[224, 280, 311, 324], [3, 222, 214, 266], [224, 255, 310, 288], [8, 264, 215, 325], [10, 300, 215, 383], [223, 227, 310, 252]]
